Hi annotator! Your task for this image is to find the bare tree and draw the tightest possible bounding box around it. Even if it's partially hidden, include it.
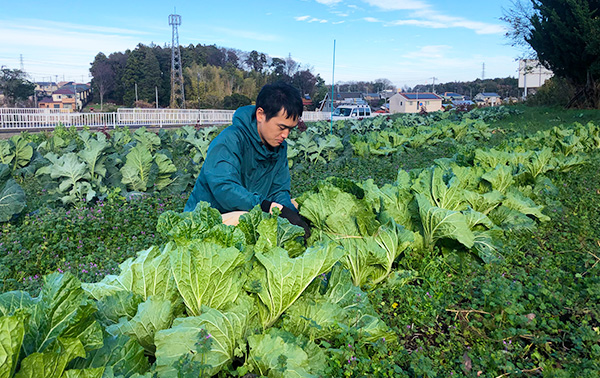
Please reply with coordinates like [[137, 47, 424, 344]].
[[90, 53, 115, 111]]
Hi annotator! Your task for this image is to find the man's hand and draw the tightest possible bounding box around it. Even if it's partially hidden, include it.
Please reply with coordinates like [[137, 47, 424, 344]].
[[270, 202, 283, 213], [260, 200, 311, 241], [261, 200, 283, 213], [280, 206, 311, 241]]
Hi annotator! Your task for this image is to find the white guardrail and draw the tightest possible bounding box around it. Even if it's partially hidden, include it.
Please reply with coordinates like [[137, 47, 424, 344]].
[[0, 108, 331, 130]]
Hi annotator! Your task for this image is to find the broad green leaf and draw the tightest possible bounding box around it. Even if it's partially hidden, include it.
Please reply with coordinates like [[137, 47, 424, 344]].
[[156, 202, 223, 245], [62, 367, 105, 378], [481, 164, 514, 194], [106, 296, 176, 355], [416, 193, 474, 251], [503, 189, 550, 222], [371, 221, 414, 285], [153, 153, 177, 190], [120, 144, 153, 192], [155, 295, 254, 377], [251, 242, 344, 328], [525, 147, 554, 178], [412, 166, 466, 210], [95, 291, 144, 328], [10, 135, 33, 170], [0, 177, 26, 222], [463, 190, 503, 215], [237, 206, 270, 245], [0, 291, 35, 316], [339, 237, 387, 287], [170, 241, 246, 316], [0, 313, 26, 378], [15, 337, 86, 378], [247, 333, 316, 378], [77, 137, 108, 184], [462, 208, 495, 230], [70, 334, 149, 377], [23, 273, 103, 356], [82, 244, 177, 302]]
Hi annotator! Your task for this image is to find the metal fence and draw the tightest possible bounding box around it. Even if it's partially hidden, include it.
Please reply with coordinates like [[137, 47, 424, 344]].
[[0, 108, 331, 130]]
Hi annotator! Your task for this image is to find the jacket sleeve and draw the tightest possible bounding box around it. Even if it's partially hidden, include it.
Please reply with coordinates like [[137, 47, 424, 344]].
[[204, 138, 261, 212], [269, 144, 296, 211]]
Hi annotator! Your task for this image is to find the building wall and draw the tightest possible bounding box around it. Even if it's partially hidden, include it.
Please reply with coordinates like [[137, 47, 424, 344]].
[[389, 94, 443, 113], [518, 59, 554, 89]]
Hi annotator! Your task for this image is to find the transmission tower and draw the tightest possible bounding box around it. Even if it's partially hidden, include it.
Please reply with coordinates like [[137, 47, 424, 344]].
[[169, 13, 185, 108]]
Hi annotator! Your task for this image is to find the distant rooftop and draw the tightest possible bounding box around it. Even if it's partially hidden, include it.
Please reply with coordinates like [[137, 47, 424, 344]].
[[398, 93, 441, 100]]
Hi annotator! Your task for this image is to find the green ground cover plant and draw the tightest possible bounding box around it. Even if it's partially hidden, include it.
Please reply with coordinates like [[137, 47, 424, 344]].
[[0, 192, 187, 294], [0, 105, 599, 377]]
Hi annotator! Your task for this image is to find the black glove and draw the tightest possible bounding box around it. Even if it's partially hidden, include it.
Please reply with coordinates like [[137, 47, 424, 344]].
[[260, 200, 272, 213], [280, 206, 312, 241]]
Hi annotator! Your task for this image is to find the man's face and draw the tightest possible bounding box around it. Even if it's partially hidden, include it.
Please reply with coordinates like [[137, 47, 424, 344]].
[[256, 107, 298, 148]]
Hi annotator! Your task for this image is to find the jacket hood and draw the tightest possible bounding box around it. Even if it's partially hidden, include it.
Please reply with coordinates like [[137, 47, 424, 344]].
[[233, 105, 284, 160]]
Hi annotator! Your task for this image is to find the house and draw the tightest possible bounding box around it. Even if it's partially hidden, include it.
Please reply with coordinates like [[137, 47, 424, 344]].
[[518, 59, 554, 99], [441, 92, 465, 101], [35, 82, 59, 96], [389, 92, 443, 114], [474, 92, 502, 106], [39, 87, 77, 111], [318, 92, 365, 111], [363, 93, 381, 101], [38, 83, 92, 111]]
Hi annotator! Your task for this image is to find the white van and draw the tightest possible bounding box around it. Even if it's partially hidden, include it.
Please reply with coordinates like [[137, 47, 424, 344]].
[[331, 104, 374, 121]]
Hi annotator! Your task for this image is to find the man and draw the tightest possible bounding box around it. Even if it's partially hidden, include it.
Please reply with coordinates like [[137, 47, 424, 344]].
[[184, 82, 309, 236]]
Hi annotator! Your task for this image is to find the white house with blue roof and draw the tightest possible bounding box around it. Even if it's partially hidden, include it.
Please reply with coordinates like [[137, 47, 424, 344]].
[[389, 92, 443, 113], [474, 92, 502, 106]]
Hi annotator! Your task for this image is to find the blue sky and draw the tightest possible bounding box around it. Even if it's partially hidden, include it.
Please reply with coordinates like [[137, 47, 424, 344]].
[[0, 0, 522, 88]]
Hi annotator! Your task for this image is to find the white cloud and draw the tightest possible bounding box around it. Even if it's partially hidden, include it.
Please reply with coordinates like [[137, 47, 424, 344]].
[[296, 15, 329, 23], [361, 0, 505, 35], [315, 0, 342, 4], [412, 10, 505, 34], [364, 17, 381, 23], [362, 0, 429, 11], [402, 45, 452, 59]]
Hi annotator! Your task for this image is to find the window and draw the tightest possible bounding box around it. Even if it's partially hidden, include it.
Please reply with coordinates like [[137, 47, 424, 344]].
[[53, 104, 60, 108], [365, 108, 371, 116], [358, 108, 365, 117]]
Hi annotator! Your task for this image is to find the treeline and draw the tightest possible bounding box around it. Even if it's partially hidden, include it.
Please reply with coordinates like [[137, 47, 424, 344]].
[[90, 43, 328, 110], [410, 77, 520, 98]]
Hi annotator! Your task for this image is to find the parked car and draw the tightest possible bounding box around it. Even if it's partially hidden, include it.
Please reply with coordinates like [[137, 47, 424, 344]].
[[331, 104, 376, 121]]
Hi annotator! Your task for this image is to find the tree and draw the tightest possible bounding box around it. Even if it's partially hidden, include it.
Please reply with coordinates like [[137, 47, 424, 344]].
[[223, 93, 252, 109], [502, 0, 600, 108], [0, 68, 35, 106], [90, 53, 115, 110], [245, 50, 267, 72]]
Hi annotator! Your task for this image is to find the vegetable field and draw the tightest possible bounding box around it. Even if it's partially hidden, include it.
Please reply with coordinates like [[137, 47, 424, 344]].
[[0, 105, 599, 377]]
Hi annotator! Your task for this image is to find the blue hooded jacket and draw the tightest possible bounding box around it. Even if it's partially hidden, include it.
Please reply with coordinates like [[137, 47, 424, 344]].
[[184, 105, 295, 213]]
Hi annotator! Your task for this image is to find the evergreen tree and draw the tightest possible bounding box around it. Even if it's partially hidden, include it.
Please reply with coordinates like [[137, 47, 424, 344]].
[[503, 0, 600, 107], [138, 47, 162, 104]]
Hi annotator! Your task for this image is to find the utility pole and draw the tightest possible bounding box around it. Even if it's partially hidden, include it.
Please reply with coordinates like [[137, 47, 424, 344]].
[[169, 11, 185, 108], [430, 77, 438, 93], [482, 63, 485, 80]]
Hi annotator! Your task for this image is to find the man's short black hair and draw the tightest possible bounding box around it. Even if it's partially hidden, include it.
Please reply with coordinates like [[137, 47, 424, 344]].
[[255, 81, 303, 122]]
